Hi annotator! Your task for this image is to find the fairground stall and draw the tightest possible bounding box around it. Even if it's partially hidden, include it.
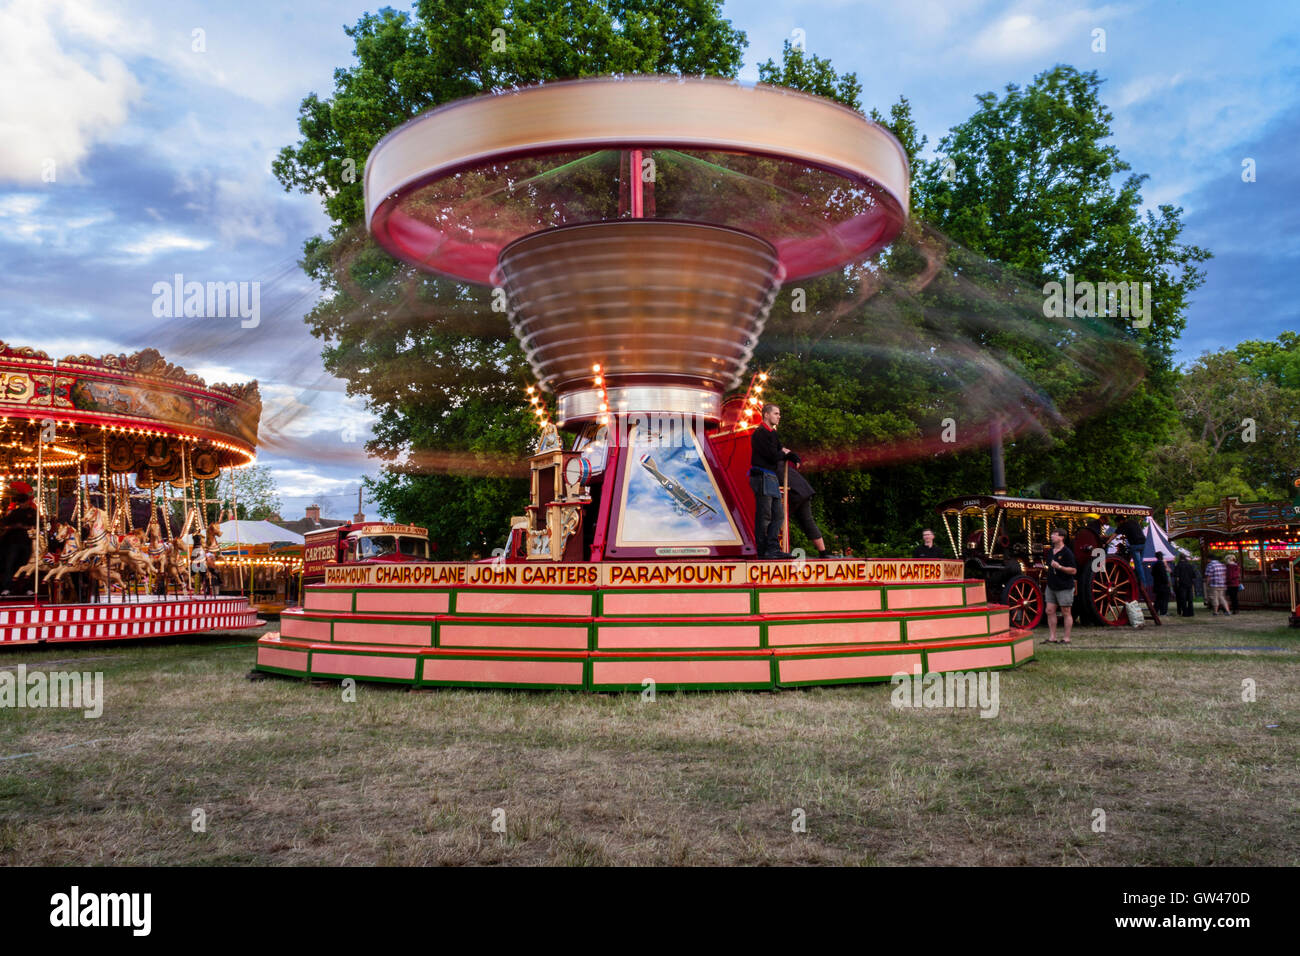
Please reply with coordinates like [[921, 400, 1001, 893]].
[[259, 77, 1038, 691], [0, 342, 260, 644], [1167, 496, 1300, 609]]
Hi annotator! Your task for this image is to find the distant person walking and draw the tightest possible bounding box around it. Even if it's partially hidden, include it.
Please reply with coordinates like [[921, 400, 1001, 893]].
[[1173, 553, 1196, 617], [1225, 554, 1242, 613], [1152, 551, 1171, 616], [1043, 527, 1077, 645], [1204, 555, 1231, 615], [913, 528, 943, 559]]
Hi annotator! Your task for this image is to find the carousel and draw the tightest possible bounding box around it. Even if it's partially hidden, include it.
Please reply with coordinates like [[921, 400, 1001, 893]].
[[0, 341, 261, 645], [259, 78, 1037, 691]]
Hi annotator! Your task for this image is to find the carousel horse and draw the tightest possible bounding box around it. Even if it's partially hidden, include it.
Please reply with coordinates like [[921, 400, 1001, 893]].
[[61, 508, 123, 602], [113, 530, 153, 600], [205, 520, 222, 551], [44, 523, 83, 602]]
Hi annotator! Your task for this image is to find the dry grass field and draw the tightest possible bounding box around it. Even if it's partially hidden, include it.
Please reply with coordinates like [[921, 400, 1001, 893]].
[[1, 611, 1297, 866]]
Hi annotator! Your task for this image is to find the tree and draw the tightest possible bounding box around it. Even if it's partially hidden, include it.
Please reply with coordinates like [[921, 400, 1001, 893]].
[[1148, 336, 1300, 508], [275, 0, 748, 556], [228, 465, 283, 521]]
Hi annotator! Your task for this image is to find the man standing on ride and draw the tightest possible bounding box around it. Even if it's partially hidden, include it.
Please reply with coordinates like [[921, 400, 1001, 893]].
[[913, 528, 943, 559], [749, 404, 800, 559], [1112, 514, 1151, 599], [1044, 527, 1077, 644]]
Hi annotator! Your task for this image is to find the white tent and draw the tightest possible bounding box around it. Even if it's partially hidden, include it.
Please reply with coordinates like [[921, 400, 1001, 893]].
[[1106, 515, 1192, 562], [214, 520, 305, 547]]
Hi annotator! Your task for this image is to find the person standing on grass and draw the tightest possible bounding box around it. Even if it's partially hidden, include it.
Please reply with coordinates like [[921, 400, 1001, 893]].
[[1043, 527, 1077, 644], [1204, 554, 1231, 615], [1152, 551, 1171, 616], [1173, 553, 1196, 617], [1225, 554, 1242, 613]]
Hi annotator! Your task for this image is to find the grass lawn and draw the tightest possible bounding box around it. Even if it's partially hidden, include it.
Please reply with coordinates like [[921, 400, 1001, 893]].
[[1, 610, 1297, 866]]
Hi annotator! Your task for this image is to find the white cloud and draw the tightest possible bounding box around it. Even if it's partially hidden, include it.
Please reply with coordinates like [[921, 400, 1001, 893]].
[[0, 0, 142, 184], [969, 2, 1126, 62], [118, 231, 212, 257]]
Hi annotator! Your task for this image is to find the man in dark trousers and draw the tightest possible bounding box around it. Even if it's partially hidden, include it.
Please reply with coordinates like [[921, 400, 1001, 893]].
[[913, 529, 942, 558], [1152, 551, 1171, 616], [1173, 552, 1196, 617], [1043, 527, 1077, 644], [749, 404, 800, 559]]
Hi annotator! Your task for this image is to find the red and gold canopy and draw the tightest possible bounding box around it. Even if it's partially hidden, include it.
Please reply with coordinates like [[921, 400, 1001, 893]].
[[0, 341, 260, 483]]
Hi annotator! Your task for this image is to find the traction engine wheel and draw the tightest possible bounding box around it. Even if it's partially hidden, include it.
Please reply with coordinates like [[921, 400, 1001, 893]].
[[1001, 574, 1044, 630], [1088, 556, 1137, 627]]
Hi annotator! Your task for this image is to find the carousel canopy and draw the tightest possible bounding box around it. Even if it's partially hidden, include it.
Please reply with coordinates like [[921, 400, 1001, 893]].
[[215, 520, 304, 546], [0, 340, 260, 483]]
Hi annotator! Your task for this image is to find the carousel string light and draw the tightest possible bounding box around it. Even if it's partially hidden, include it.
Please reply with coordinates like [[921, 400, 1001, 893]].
[[524, 384, 550, 429], [592, 363, 609, 426], [736, 370, 769, 430]]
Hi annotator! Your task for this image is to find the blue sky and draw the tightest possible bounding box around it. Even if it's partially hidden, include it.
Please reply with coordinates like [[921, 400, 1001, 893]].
[[0, 0, 1295, 518]]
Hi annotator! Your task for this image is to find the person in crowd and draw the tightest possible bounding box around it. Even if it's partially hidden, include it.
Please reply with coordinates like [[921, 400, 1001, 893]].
[[1173, 553, 1196, 617], [913, 528, 943, 559], [0, 480, 38, 596], [780, 460, 831, 558], [1152, 551, 1171, 616], [1043, 527, 1077, 645], [748, 404, 800, 559], [1225, 554, 1242, 613], [1112, 514, 1151, 597], [1204, 554, 1231, 615]]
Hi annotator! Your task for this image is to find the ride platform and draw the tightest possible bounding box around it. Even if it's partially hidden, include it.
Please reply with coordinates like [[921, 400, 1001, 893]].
[[0, 594, 260, 645], [259, 558, 1034, 691]]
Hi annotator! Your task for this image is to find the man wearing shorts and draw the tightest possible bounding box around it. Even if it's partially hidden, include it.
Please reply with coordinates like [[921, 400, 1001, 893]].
[[1044, 527, 1077, 644]]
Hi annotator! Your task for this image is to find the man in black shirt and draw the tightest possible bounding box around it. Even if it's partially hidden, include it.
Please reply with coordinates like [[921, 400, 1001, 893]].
[[749, 404, 799, 558], [1152, 551, 1171, 615], [1043, 526, 1077, 644], [913, 528, 942, 559], [1173, 553, 1196, 617]]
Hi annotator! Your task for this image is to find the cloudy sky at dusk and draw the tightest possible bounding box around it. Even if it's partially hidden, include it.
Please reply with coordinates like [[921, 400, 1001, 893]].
[[1, 0, 1294, 518]]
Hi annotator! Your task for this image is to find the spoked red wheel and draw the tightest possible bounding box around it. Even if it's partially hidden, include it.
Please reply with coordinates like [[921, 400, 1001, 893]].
[[1002, 574, 1044, 629], [1089, 557, 1136, 627]]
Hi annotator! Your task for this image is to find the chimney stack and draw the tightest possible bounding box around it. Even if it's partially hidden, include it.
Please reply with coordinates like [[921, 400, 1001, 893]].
[[305, 504, 321, 525]]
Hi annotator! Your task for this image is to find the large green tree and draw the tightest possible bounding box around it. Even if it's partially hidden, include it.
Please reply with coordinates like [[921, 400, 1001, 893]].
[[274, 0, 747, 555]]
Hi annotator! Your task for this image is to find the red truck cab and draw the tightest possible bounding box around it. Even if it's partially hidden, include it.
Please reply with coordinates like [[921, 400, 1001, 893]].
[[302, 522, 431, 584]]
